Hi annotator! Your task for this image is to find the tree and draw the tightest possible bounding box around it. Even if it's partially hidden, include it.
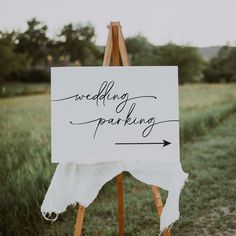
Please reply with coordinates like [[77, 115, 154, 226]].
[[153, 43, 205, 84], [126, 36, 204, 84], [204, 46, 236, 83], [0, 31, 27, 83], [125, 34, 155, 65], [15, 18, 49, 66], [58, 23, 101, 65]]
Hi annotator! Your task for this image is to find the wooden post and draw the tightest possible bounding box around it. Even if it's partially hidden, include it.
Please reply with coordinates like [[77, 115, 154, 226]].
[[111, 22, 125, 236], [73, 206, 85, 236], [152, 186, 170, 236], [111, 23, 120, 66], [73, 21, 170, 236], [103, 25, 113, 66]]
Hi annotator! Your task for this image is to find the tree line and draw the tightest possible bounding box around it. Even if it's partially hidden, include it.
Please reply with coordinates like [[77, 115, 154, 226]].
[[0, 18, 235, 84]]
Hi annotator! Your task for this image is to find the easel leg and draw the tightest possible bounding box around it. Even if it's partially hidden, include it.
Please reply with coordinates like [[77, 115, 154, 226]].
[[73, 205, 85, 236], [117, 173, 124, 236], [110, 22, 125, 236], [152, 186, 170, 236]]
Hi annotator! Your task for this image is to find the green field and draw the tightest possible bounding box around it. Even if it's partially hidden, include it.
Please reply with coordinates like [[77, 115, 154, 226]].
[[1, 84, 236, 236], [0, 83, 50, 98]]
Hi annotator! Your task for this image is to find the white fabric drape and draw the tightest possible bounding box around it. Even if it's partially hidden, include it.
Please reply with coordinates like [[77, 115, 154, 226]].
[[41, 161, 188, 232]]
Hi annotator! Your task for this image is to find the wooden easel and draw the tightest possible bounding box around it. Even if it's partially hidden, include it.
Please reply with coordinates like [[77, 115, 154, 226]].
[[73, 22, 170, 236]]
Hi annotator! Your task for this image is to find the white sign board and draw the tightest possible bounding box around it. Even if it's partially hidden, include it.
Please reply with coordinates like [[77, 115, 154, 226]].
[[51, 67, 179, 164]]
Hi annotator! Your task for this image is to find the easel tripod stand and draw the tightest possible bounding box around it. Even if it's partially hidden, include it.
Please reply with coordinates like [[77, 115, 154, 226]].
[[73, 21, 171, 236]]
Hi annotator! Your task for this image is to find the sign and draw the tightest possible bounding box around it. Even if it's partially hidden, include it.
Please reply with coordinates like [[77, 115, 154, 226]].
[[51, 66, 180, 164]]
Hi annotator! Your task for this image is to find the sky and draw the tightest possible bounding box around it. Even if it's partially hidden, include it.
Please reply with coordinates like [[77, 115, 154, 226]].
[[0, 0, 236, 47]]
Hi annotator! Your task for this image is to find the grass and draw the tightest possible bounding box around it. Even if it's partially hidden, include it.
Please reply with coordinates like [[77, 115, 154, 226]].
[[0, 83, 50, 98], [179, 84, 236, 142], [172, 112, 236, 236], [0, 84, 236, 235]]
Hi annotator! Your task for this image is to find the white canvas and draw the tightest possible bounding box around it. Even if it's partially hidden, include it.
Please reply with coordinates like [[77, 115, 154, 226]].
[[51, 66, 180, 164]]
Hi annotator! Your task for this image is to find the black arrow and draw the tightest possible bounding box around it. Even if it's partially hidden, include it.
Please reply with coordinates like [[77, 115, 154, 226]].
[[115, 139, 171, 147]]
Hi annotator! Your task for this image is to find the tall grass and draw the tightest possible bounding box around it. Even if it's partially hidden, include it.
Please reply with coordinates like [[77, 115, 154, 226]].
[[0, 84, 236, 235], [179, 84, 236, 141], [0, 83, 50, 98]]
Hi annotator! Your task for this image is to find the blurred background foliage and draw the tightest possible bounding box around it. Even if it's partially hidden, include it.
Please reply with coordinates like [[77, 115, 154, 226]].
[[0, 18, 236, 90]]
